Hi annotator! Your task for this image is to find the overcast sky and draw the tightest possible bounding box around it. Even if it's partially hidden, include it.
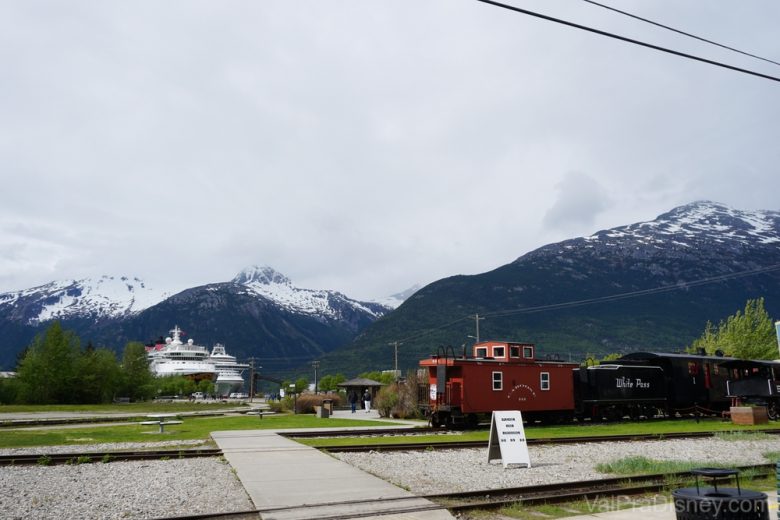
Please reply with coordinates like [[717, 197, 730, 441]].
[[1, 1, 779, 302]]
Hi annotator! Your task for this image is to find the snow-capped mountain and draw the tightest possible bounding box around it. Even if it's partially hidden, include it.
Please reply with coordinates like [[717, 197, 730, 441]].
[[374, 284, 423, 309], [232, 265, 389, 319], [332, 201, 780, 374], [0, 266, 392, 372], [528, 200, 780, 280], [578, 200, 780, 252], [0, 275, 164, 325]]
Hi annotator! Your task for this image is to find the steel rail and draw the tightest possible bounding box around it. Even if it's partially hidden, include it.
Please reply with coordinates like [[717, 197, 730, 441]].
[[146, 495, 450, 520], [281, 426, 444, 438], [0, 448, 222, 466], [315, 429, 780, 452], [425, 463, 775, 513]]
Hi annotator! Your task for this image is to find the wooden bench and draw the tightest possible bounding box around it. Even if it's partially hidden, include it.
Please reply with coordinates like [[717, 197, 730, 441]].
[[141, 414, 183, 433]]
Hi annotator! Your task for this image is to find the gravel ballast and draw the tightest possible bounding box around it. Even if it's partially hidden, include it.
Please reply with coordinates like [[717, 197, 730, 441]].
[[0, 442, 254, 520], [0, 437, 776, 518], [333, 437, 780, 495]]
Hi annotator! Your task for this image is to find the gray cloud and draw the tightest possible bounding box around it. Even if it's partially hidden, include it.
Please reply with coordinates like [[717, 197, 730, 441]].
[[542, 172, 611, 234], [1, 1, 779, 300]]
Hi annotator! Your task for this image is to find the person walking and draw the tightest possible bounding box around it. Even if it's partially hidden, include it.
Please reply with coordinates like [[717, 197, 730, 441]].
[[348, 390, 358, 413], [363, 389, 371, 413]]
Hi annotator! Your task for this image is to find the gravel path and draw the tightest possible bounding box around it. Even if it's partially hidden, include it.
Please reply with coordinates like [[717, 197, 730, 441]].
[[0, 441, 254, 520], [334, 437, 780, 495]]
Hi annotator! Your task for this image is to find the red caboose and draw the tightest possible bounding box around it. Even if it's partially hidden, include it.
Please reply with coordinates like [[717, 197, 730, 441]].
[[419, 341, 579, 427]]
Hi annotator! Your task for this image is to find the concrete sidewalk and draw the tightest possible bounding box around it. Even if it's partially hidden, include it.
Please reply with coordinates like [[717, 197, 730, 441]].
[[212, 427, 453, 520]]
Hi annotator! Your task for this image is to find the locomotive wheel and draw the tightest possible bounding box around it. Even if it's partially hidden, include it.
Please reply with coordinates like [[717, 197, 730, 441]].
[[445, 414, 458, 429], [431, 412, 451, 428], [767, 401, 779, 421], [603, 407, 623, 422]]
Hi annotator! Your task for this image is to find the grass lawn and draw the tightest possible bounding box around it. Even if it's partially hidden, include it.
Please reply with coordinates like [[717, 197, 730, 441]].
[[0, 402, 246, 414], [0, 414, 396, 448], [298, 418, 780, 448]]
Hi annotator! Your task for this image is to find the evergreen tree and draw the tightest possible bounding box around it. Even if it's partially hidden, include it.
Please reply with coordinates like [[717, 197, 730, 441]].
[[688, 298, 777, 359], [16, 322, 81, 404], [358, 370, 395, 384], [77, 348, 121, 404], [120, 342, 156, 401], [318, 373, 346, 392]]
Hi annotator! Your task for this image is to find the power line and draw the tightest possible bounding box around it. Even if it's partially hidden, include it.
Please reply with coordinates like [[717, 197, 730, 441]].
[[474, 0, 780, 84], [393, 262, 780, 345], [581, 0, 780, 68], [483, 263, 780, 319], [397, 314, 471, 344]]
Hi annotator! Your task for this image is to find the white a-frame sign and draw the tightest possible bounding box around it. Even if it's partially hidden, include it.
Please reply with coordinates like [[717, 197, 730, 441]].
[[487, 410, 531, 469]]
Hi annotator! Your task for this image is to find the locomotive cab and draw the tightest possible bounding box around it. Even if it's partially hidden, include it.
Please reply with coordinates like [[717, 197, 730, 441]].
[[722, 359, 780, 420]]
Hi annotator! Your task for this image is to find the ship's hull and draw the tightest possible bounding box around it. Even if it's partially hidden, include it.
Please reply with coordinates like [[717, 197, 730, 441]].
[[151, 364, 217, 383], [215, 369, 245, 396]]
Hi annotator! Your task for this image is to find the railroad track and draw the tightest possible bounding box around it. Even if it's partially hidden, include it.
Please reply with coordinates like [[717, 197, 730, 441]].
[[281, 426, 445, 438], [424, 463, 776, 514], [0, 447, 222, 466], [286, 425, 780, 440], [313, 429, 780, 452], [144, 463, 775, 519]]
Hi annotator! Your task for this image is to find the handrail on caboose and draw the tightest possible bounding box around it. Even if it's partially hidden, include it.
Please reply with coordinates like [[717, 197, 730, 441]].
[[436, 345, 457, 361]]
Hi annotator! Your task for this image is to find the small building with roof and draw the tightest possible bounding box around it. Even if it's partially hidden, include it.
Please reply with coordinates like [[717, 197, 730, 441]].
[[337, 377, 384, 404]]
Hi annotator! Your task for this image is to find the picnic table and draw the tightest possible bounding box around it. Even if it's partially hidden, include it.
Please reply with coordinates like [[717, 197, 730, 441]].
[[140, 413, 183, 433]]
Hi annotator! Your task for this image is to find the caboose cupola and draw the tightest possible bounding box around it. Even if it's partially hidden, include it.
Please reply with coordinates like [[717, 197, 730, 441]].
[[472, 341, 535, 361]]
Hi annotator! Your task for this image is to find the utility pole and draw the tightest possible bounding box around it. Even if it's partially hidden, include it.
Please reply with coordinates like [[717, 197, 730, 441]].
[[471, 314, 485, 343], [389, 341, 401, 381], [247, 357, 259, 400], [312, 360, 320, 394]]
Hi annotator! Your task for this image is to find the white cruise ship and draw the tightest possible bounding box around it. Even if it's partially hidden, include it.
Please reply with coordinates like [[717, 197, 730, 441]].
[[209, 343, 250, 397], [146, 326, 217, 383]]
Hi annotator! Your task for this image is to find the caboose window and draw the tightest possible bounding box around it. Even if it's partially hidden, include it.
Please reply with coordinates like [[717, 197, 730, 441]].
[[523, 346, 534, 359], [493, 346, 505, 358], [540, 372, 550, 391], [492, 371, 502, 391], [510, 345, 520, 358], [476, 347, 488, 358]]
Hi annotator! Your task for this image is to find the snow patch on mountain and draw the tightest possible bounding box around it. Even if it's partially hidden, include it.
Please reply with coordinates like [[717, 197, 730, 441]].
[[374, 284, 422, 309], [584, 201, 780, 248], [232, 265, 388, 319], [0, 276, 165, 324]]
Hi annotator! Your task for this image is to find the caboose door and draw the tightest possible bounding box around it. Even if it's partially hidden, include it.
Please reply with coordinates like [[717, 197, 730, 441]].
[[447, 382, 462, 407]]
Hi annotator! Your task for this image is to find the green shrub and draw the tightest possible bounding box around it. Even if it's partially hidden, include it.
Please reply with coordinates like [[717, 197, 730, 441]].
[[37, 455, 52, 466], [375, 371, 423, 419], [294, 393, 342, 414], [375, 388, 399, 417], [267, 400, 288, 413]]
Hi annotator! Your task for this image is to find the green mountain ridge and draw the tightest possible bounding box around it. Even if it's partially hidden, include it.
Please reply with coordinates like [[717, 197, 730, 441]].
[[314, 201, 780, 376]]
